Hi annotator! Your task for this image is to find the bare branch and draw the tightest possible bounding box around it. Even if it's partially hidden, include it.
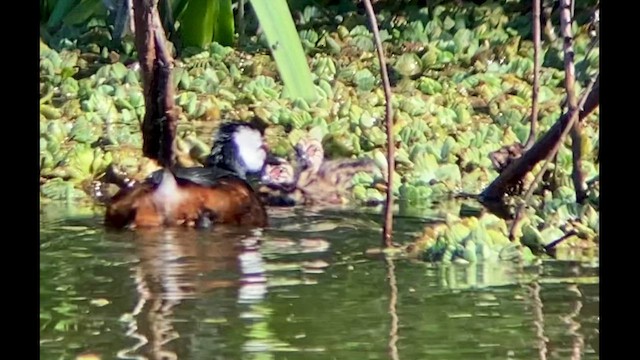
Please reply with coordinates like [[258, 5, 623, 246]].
[[585, 2, 600, 57], [481, 73, 599, 202], [524, 0, 541, 150], [570, 0, 575, 18], [544, 229, 578, 255], [557, 0, 587, 202], [507, 74, 598, 240], [132, 0, 178, 168], [362, 0, 395, 248], [560, 0, 578, 122]]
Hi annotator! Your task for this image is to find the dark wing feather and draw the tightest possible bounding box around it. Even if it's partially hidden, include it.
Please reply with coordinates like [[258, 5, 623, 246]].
[[146, 166, 239, 187]]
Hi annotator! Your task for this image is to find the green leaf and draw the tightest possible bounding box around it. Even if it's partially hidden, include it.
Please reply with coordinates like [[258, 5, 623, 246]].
[[63, 0, 104, 26], [214, 0, 235, 46], [453, 28, 473, 53], [172, 0, 190, 19], [90, 298, 110, 307], [443, 16, 456, 31], [521, 224, 545, 250], [540, 227, 565, 246], [249, 0, 319, 103], [413, 153, 439, 183], [354, 69, 375, 92], [418, 77, 442, 95], [179, 0, 215, 48], [46, 0, 79, 28], [435, 164, 461, 184], [448, 223, 471, 244], [41, 178, 87, 201]]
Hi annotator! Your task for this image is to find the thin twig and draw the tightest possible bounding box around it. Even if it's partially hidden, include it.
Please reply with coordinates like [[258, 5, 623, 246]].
[[558, 0, 587, 202], [543, 229, 578, 254], [584, 2, 600, 58], [570, 130, 586, 201], [570, 0, 575, 18], [508, 74, 598, 240], [524, 0, 541, 150], [385, 257, 399, 360], [362, 0, 395, 248]]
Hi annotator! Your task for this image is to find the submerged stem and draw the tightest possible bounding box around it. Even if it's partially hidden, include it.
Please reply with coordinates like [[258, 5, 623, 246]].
[[386, 257, 399, 360]]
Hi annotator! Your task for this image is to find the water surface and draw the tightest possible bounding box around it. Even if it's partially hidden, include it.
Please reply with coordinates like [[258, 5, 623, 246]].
[[40, 204, 599, 359]]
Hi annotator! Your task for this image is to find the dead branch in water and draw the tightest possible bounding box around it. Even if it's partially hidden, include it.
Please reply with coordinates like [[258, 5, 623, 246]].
[[481, 70, 599, 203], [132, 0, 178, 168], [362, 0, 395, 248], [524, 0, 541, 150], [507, 74, 598, 240]]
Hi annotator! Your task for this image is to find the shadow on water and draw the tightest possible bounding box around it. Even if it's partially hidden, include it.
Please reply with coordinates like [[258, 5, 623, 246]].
[[40, 203, 599, 360]]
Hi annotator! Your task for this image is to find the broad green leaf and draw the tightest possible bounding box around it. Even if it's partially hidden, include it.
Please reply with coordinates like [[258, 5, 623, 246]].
[[214, 0, 234, 46], [46, 0, 79, 28], [63, 0, 104, 26], [179, 0, 216, 48], [249, 0, 318, 103]]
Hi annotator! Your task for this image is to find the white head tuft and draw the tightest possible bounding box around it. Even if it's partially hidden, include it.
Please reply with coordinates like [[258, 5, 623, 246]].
[[233, 126, 267, 174]]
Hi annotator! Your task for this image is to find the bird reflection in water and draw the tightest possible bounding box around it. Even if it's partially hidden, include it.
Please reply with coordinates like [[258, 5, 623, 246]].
[[115, 227, 268, 360]]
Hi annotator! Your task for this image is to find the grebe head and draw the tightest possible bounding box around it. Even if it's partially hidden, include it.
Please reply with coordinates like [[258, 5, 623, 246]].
[[261, 162, 296, 187], [205, 120, 270, 179], [295, 137, 324, 172]]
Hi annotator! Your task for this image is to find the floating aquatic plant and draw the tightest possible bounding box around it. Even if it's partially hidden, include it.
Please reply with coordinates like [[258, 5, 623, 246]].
[[39, 0, 599, 259]]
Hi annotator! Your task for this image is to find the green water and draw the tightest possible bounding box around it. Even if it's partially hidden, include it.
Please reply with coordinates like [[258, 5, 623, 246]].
[[40, 204, 599, 359]]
